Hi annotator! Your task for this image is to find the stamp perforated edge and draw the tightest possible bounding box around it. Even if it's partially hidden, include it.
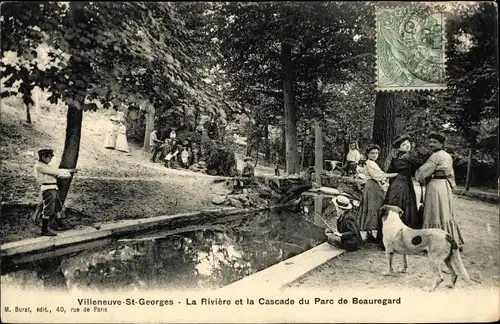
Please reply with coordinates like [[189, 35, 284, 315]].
[[374, 4, 448, 92]]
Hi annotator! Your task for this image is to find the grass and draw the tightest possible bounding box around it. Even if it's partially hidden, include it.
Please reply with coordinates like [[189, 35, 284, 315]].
[[0, 104, 229, 243]]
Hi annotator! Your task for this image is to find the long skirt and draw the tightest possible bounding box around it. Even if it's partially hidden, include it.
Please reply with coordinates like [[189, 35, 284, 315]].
[[115, 134, 129, 153], [422, 178, 465, 245], [103, 131, 117, 149], [384, 175, 421, 229], [356, 179, 385, 231]]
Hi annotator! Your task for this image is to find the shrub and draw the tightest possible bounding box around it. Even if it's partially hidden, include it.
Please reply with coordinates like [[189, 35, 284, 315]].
[[200, 136, 236, 176]]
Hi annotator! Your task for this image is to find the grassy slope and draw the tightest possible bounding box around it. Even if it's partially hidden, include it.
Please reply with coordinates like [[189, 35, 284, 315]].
[[0, 104, 228, 243]]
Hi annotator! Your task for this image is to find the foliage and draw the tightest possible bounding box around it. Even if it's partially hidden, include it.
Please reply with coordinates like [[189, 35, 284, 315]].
[[0, 2, 230, 118], [446, 2, 498, 149], [200, 136, 237, 176], [214, 2, 375, 172], [175, 131, 203, 146]]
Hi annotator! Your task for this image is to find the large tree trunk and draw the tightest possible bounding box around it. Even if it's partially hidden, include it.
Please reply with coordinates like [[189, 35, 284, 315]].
[[142, 107, 154, 152], [281, 124, 286, 169], [264, 124, 270, 162], [372, 92, 398, 171], [254, 140, 260, 167], [25, 103, 31, 124], [465, 147, 474, 191], [58, 105, 83, 204], [342, 134, 350, 164], [314, 120, 323, 183], [282, 43, 299, 174], [300, 133, 306, 171]]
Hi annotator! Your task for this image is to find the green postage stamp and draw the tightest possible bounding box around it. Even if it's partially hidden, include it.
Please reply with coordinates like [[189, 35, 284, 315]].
[[376, 6, 446, 91]]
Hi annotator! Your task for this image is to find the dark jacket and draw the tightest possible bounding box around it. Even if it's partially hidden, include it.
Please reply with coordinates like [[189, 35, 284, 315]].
[[337, 210, 363, 251], [241, 164, 255, 178]]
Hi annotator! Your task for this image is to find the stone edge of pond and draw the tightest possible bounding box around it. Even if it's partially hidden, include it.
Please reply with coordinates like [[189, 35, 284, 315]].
[[218, 242, 345, 293], [0, 204, 294, 268]]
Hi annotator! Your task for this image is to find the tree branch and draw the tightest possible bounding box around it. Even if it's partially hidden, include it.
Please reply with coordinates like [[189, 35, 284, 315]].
[[248, 86, 283, 100]]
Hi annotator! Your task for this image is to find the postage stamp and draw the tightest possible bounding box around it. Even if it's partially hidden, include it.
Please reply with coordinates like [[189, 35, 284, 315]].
[[376, 6, 446, 91]]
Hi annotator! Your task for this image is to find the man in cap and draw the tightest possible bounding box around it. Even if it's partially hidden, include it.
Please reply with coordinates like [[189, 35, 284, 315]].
[[232, 156, 255, 192], [325, 195, 363, 251], [34, 148, 78, 236]]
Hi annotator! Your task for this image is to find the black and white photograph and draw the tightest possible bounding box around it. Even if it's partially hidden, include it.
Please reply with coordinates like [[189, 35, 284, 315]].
[[0, 1, 498, 323]]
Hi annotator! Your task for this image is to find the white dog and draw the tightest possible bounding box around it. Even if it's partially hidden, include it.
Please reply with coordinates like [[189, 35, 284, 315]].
[[380, 205, 470, 292]]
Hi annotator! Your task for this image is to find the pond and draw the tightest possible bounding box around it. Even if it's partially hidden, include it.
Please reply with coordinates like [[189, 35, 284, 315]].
[[1, 210, 326, 292]]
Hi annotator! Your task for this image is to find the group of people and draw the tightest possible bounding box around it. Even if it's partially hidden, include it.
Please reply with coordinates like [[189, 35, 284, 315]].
[[103, 115, 129, 153], [328, 132, 465, 252], [149, 128, 200, 169]]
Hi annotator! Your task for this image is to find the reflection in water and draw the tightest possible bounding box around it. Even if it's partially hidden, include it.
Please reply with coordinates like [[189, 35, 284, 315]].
[[2, 211, 323, 291]]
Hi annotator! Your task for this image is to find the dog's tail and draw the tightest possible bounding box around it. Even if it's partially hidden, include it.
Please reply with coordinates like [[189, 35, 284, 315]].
[[445, 234, 471, 282]]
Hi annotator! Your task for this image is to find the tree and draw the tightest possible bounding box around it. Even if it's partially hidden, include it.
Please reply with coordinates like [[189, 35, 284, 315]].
[[215, 2, 374, 174], [1, 2, 225, 202], [446, 2, 499, 190]]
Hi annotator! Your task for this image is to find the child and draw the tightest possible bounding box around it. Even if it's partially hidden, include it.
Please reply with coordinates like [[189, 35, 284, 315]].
[[34, 148, 78, 236], [181, 147, 189, 168], [344, 140, 361, 177]]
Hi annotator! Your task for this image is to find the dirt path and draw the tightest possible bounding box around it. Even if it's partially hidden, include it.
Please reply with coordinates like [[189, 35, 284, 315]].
[[284, 197, 499, 292]]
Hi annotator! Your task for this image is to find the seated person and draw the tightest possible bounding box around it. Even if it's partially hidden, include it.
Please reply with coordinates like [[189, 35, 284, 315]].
[[233, 156, 255, 190], [241, 156, 255, 178], [325, 195, 363, 252]]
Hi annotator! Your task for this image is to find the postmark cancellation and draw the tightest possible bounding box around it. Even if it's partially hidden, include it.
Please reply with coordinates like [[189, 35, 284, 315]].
[[376, 6, 446, 91]]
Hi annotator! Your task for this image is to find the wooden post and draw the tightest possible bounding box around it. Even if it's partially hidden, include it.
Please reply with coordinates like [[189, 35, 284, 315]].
[[143, 104, 154, 153], [313, 119, 323, 226]]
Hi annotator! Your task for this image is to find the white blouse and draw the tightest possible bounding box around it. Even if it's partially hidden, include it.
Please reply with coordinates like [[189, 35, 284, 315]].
[[364, 160, 386, 182]]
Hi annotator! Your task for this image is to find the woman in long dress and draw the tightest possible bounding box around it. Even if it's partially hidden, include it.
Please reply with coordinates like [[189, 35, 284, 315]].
[[375, 135, 423, 248], [415, 132, 464, 249], [385, 135, 422, 227], [356, 144, 398, 242], [103, 119, 119, 149], [115, 122, 129, 153]]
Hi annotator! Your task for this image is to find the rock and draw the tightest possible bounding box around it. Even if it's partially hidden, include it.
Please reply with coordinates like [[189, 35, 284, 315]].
[[212, 196, 226, 205], [228, 197, 243, 208]]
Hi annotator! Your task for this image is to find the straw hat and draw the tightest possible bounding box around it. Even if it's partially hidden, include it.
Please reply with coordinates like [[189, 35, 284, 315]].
[[333, 195, 352, 210]]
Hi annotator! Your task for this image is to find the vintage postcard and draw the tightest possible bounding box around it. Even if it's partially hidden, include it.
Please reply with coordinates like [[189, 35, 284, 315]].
[[1, 1, 498, 323]]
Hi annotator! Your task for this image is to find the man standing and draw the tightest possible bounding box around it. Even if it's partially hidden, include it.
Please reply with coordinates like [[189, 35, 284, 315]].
[[34, 148, 77, 236], [149, 129, 163, 163]]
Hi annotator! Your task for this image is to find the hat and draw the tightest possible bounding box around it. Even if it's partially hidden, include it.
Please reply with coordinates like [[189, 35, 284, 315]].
[[392, 135, 410, 149], [428, 132, 446, 144], [243, 156, 253, 162], [365, 144, 381, 155], [333, 195, 353, 210], [37, 148, 54, 158]]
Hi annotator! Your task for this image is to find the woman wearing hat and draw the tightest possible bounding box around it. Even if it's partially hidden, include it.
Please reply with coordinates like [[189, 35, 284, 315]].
[[325, 195, 363, 252], [374, 135, 423, 248], [415, 132, 464, 249], [356, 144, 398, 242]]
